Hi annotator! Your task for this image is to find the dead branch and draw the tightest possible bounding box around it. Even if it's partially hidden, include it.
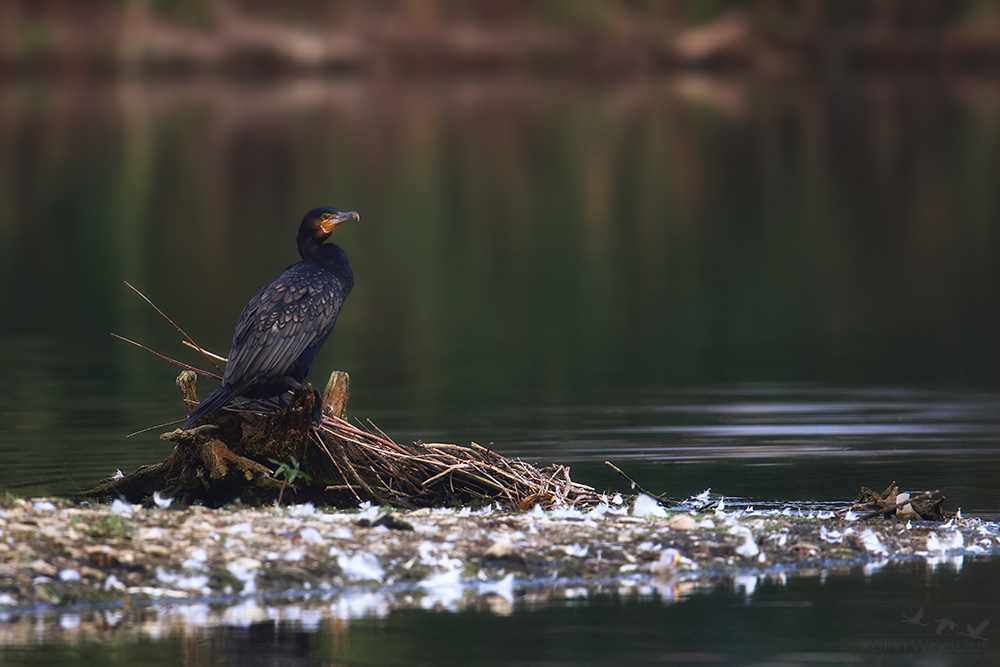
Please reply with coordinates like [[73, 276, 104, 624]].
[[124, 281, 223, 374]]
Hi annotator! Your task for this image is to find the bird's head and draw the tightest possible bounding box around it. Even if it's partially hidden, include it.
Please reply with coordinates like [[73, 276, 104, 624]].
[[298, 206, 360, 250]]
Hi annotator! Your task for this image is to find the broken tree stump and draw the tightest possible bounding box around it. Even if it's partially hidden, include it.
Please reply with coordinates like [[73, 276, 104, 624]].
[[322, 371, 350, 419], [85, 375, 318, 506]]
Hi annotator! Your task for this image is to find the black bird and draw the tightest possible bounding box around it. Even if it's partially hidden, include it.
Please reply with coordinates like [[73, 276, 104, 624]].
[[183, 206, 358, 428]]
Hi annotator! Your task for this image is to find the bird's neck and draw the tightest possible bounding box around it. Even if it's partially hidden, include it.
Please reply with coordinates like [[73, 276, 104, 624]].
[[301, 242, 351, 275], [298, 238, 337, 261]]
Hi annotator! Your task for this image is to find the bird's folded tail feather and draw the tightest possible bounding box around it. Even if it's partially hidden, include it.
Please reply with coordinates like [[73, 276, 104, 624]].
[[182, 385, 239, 429]]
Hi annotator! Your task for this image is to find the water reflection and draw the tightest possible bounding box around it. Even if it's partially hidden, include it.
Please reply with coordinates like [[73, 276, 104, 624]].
[[2, 75, 999, 661], [2, 77, 998, 395], [2, 556, 996, 665]]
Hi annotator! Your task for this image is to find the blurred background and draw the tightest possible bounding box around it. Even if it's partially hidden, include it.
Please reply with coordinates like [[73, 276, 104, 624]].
[[3, 2, 1000, 662], [1, 0, 999, 506], [4, 0, 1000, 77]]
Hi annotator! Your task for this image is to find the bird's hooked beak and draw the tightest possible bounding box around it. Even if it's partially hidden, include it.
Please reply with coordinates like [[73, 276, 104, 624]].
[[321, 210, 360, 234]]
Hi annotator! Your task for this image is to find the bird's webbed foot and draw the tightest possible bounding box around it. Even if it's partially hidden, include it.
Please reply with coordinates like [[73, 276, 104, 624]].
[[276, 378, 305, 408], [277, 383, 323, 423]]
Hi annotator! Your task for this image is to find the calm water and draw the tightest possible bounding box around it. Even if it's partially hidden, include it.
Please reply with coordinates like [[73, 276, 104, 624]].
[[1, 77, 999, 663], [0, 557, 997, 665]]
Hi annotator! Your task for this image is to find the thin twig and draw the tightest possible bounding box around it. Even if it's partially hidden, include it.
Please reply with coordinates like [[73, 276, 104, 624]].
[[124, 280, 223, 373], [126, 418, 187, 438], [834, 503, 866, 516], [311, 432, 362, 503], [604, 461, 667, 501], [421, 463, 471, 487], [112, 334, 221, 380], [181, 340, 228, 363], [366, 418, 395, 444], [329, 417, 411, 455], [315, 430, 377, 498]]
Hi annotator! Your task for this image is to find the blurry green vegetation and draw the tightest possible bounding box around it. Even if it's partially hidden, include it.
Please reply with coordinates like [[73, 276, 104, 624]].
[[0, 77, 998, 422]]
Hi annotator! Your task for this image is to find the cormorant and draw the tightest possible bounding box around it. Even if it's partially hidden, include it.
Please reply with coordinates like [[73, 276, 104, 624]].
[[183, 206, 358, 428]]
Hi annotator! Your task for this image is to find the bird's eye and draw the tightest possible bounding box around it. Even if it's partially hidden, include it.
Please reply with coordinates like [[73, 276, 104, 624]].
[[322, 212, 332, 220]]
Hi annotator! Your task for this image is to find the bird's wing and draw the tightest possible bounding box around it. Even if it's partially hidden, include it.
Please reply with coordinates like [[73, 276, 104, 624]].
[[223, 264, 346, 385]]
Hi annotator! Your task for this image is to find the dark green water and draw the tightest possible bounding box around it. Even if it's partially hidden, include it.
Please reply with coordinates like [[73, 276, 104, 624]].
[[1, 559, 997, 664], [1, 78, 999, 663]]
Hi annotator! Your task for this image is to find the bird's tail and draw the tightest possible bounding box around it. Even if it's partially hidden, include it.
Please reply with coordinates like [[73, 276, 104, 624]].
[[182, 385, 238, 429]]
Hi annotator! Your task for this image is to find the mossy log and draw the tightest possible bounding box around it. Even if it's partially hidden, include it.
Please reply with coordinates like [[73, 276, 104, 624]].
[[84, 370, 602, 509]]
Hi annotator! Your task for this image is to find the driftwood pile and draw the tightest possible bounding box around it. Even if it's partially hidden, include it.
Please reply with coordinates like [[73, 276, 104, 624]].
[[88, 284, 600, 509], [85, 369, 602, 510], [835, 483, 947, 521]]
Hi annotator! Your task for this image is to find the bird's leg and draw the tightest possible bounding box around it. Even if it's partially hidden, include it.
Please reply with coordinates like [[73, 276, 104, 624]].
[[311, 387, 323, 423]]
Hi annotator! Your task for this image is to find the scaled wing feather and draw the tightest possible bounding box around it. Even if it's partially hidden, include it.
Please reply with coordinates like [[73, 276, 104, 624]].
[[223, 265, 344, 385]]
